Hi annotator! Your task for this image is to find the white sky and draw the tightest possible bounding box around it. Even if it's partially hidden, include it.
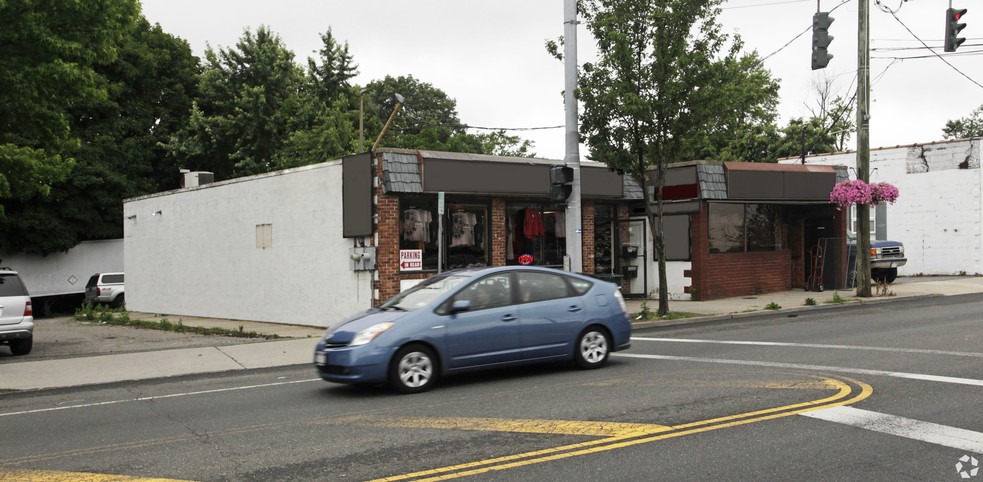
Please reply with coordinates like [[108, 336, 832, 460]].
[[141, 0, 983, 161]]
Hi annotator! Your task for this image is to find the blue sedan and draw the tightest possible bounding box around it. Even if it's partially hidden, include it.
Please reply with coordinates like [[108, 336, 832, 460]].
[[314, 266, 632, 393]]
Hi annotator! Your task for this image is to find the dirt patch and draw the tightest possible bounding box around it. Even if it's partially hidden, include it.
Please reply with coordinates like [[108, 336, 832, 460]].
[[0, 316, 270, 363]]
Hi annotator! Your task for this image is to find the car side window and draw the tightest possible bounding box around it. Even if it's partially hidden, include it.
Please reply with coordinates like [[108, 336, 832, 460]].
[[450, 273, 513, 312], [517, 272, 572, 303], [567, 277, 593, 296]]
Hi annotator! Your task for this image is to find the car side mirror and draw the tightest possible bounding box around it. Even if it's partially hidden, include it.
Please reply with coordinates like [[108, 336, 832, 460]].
[[449, 300, 472, 314]]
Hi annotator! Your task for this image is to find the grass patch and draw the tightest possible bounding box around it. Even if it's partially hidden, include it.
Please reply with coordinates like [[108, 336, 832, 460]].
[[804, 297, 817, 306], [825, 291, 850, 304], [764, 302, 781, 310], [632, 302, 698, 321], [74, 304, 278, 339]]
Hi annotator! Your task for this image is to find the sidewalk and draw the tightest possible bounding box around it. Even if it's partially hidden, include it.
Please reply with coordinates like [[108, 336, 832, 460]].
[[2, 277, 981, 392]]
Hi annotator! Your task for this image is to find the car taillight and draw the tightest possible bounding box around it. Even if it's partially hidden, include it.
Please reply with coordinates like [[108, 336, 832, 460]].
[[97, 287, 102, 296], [614, 290, 629, 314], [24, 301, 32, 316]]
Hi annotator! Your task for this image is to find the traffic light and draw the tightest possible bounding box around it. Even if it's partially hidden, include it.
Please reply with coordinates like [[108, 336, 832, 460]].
[[945, 8, 968, 52], [550, 165, 574, 202], [812, 12, 834, 70]]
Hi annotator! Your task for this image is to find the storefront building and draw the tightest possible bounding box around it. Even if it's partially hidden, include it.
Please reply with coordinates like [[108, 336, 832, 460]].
[[123, 150, 849, 327], [353, 149, 640, 302], [639, 161, 850, 300]]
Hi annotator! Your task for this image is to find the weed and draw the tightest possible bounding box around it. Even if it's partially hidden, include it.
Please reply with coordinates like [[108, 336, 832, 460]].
[[638, 301, 653, 320], [73, 306, 277, 339], [804, 298, 817, 306], [764, 302, 781, 310], [830, 291, 846, 304]]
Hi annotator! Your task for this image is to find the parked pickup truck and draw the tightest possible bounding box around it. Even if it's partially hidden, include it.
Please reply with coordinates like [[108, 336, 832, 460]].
[[847, 234, 906, 284]]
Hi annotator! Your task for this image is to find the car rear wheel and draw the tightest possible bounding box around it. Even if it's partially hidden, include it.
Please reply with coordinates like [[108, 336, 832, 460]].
[[9, 336, 32, 356], [389, 344, 437, 394], [575, 327, 610, 369]]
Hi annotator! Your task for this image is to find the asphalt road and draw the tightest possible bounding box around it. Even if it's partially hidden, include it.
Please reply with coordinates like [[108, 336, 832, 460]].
[[1, 294, 982, 481]]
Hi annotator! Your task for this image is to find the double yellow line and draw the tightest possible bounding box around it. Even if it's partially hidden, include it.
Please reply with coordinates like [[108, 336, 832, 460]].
[[369, 375, 872, 481]]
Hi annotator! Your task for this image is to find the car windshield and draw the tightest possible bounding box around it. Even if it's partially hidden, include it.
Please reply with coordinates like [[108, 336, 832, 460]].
[[378, 273, 471, 311]]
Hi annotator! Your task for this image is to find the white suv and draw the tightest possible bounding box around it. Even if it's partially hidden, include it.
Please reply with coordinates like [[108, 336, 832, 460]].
[[0, 268, 34, 356], [84, 272, 125, 307]]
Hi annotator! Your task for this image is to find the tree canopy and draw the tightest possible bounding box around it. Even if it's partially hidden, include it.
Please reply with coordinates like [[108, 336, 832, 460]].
[[0, 12, 542, 255], [943, 105, 983, 140], [0, 0, 141, 218]]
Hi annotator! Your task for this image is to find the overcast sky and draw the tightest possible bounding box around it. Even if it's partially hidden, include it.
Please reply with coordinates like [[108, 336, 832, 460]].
[[141, 0, 983, 163]]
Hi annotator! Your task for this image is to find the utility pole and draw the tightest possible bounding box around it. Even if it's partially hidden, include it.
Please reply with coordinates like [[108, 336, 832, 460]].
[[563, 0, 583, 273], [856, 0, 872, 296]]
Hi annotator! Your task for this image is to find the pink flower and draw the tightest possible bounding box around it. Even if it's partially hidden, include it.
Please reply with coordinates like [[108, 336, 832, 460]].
[[870, 182, 900, 205]]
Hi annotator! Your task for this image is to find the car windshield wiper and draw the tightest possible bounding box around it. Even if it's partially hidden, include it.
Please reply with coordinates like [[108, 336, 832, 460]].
[[381, 305, 407, 311]]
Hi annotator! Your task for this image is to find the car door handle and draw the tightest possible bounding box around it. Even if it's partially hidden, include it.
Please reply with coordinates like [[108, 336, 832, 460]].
[[568, 305, 582, 313], [501, 314, 517, 322]]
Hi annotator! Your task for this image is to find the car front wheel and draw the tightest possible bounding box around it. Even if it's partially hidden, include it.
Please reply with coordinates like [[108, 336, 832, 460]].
[[389, 344, 438, 394], [575, 327, 610, 369]]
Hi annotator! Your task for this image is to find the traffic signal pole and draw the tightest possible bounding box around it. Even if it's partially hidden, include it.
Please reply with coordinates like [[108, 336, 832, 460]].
[[563, 0, 583, 273], [857, 0, 872, 297]]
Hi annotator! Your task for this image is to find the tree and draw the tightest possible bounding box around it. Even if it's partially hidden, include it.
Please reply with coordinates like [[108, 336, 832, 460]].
[[164, 26, 303, 179], [276, 30, 360, 169], [576, 0, 780, 315], [0, 0, 141, 217], [942, 105, 983, 139], [364, 75, 535, 157], [0, 16, 199, 254]]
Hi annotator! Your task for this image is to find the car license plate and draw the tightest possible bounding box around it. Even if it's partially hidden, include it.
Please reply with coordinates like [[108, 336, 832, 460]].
[[890, 262, 897, 268], [315, 352, 328, 365]]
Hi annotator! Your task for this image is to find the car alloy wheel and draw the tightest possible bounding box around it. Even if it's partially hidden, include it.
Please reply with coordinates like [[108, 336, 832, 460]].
[[390, 344, 437, 393], [575, 328, 610, 369]]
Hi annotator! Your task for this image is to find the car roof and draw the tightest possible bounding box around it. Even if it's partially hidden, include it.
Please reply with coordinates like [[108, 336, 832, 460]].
[[440, 265, 592, 280]]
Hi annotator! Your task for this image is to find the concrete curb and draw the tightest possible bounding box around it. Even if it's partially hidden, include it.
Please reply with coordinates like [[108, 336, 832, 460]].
[[630, 293, 941, 331]]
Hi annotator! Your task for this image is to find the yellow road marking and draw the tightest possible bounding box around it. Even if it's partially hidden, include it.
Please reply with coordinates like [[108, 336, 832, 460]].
[[324, 416, 672, 437], [368, 375, 873, 481], [0, 468, 191, 481]]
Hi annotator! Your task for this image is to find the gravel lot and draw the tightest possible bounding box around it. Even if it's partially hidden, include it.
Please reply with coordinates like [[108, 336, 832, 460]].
[[0, 315, 272, 363]]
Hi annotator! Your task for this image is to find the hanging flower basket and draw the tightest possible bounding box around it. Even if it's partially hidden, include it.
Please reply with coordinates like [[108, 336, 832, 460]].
[[870, 182, 900, 205], [829, 179, 899, 210]]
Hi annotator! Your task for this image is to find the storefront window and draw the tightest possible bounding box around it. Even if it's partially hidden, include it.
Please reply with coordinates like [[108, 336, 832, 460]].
[[446, 203, 489, 269], [400, 196, 439, 270], [594, 204, 615, 274], [709, 203, 786, 254], [399, 197, 490, 272], [506, 203, 566, 267]]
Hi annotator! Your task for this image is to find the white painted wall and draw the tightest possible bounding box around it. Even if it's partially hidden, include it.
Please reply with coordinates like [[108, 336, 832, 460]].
[[123, 161, 371, 327], [780, 139, 982, 276], [0, 239, 123, 297], [629, 217, 692, 300]]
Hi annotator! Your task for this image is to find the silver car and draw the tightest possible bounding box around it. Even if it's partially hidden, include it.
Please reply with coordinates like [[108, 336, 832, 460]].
[[84, 272, 125, 307], [0, 268, 34, 356]]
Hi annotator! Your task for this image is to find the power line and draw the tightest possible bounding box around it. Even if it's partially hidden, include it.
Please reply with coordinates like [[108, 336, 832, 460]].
[[882, 8, 983, 89]]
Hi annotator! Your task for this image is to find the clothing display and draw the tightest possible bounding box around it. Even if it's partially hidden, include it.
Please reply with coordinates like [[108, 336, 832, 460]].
[[403, 209, 432, 242], [450, 212, 478, 247], [523, 208, 544, 239], [553, 213, 566, 237]]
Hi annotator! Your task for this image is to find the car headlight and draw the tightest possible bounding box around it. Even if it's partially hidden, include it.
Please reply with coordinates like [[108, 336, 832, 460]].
[[350, 322, 394, 346]]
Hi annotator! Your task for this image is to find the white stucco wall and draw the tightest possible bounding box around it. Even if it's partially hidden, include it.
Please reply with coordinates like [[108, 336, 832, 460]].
[[123, 161, 371, 327], [627, 216, 692, 300], [780, 138, 982, 276]]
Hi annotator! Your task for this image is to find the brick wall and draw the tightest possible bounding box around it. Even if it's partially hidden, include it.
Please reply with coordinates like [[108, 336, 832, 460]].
[[687, 201, 793, 300], [582, 201, 595, 274], [702, 252, 791, 299]]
